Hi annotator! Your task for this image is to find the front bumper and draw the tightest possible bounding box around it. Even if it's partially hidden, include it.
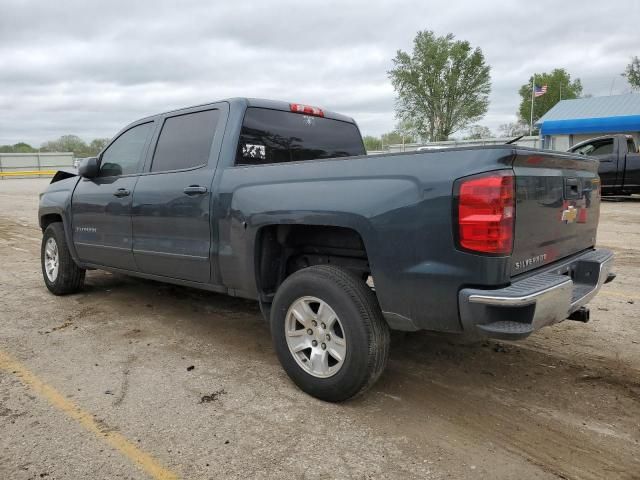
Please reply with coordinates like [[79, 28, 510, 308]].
[[459, 249, 615, 340]]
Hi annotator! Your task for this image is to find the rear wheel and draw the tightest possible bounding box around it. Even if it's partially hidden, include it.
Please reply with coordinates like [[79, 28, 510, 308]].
[[41, 222, 85, 295], [270, 265, 390, 402]]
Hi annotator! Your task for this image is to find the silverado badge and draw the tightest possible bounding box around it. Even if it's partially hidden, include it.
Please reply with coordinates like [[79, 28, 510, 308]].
[[514, 253, 548, 271], [561, 205, 579, 224]]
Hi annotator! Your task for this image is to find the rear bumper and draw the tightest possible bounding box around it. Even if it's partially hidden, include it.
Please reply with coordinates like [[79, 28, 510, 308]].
[[458, 249, 615, 340]]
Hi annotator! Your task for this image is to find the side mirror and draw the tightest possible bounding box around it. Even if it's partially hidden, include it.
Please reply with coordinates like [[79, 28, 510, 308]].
[[78, 157, 100, 178]]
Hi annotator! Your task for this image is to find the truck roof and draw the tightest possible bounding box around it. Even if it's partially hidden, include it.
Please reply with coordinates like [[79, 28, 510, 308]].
[[136, 97, 357, 124]]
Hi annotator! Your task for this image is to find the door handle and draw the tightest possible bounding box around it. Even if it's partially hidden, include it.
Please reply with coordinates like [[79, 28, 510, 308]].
[[183, 185, 208, 195], [113, 188, 131, 198]]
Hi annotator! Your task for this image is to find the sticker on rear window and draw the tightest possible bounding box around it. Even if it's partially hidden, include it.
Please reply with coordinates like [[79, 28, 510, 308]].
[[242, 144, 266, 160]]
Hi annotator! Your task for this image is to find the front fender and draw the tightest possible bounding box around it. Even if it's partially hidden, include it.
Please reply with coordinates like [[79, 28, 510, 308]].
[[38, 175, 81, 264]]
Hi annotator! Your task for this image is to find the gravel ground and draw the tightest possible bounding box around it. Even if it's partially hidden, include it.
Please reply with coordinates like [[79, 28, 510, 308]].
[[0, 178, 638, 480]]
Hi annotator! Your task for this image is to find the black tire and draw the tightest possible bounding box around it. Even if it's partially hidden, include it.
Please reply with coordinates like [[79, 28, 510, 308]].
[[270, 265, 390, 402], [41, 222, 85, 295]]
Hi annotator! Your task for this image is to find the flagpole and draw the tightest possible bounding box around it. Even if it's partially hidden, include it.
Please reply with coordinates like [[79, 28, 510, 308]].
[[529, 75, 535, 136]]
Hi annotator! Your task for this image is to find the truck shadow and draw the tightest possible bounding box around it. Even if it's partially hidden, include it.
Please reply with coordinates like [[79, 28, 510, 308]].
[[79, 269, 639, 404], [74, 269, 640, 478]]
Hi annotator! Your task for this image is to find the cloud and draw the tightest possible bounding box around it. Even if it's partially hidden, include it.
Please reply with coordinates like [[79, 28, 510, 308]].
[[0, 0, 638, 144]]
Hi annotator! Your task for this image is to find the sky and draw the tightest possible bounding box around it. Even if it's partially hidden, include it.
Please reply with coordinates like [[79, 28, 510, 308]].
[[0, 0, 638, 145]]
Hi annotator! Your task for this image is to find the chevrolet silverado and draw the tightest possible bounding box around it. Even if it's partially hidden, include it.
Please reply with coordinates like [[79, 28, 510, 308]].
[[38, 98, 615, 401]]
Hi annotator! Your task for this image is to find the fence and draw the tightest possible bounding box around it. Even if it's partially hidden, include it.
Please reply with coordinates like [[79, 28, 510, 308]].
[[0, 152, 74, 179]]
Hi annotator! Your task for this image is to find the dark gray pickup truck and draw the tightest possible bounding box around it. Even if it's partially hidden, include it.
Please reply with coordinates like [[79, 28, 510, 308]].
[[39, 98, 615, 401], [568, 134, 640, 195]]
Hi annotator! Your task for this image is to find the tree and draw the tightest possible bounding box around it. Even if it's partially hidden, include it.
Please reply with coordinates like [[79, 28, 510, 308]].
[[362, 126, 417, 152], [464, 125, 493, 140], [393, 119, 419, 143], [518, 69, 582, 129], [12, 142, 37, 153], [381, 130, 416, 146], [41, 135, 89, 156], [363, 135, 382, 151], [388, 31, 491, 142], [623, 56, 640, 91], [0, 142, 37, 153], [498, 121, 529, 138], [88, 138, 110, 156], [1, 136, 110, 156]]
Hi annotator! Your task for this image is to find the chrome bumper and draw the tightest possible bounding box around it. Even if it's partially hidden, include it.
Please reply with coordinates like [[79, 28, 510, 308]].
[[458, 249, 615, 339]]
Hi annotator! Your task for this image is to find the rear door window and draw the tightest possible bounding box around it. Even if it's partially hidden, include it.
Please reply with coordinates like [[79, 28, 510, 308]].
[[627, 138, 637, 154], [236, 108, 365, 165], [151, 109, 220, 172]]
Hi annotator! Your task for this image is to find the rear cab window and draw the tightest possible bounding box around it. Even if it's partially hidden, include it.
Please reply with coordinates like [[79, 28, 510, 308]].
[[235, 107, 365, 165]]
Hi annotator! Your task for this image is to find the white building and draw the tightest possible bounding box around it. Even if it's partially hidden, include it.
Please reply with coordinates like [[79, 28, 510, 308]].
[[536, 93, 640, 151]]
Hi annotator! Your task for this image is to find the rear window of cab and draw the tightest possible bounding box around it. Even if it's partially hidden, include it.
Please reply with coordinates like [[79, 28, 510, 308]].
[[236, 107, 365, 165]]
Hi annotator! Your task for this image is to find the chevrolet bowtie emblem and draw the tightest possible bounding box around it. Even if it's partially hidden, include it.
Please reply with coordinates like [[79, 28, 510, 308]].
[[561, 205, 578, 223]]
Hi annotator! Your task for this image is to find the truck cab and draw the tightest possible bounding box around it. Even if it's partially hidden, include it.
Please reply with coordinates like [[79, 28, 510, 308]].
[[568, 134, 640, 195]]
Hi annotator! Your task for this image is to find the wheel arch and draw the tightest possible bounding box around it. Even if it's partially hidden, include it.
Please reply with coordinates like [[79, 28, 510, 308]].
[[39, 207, 82, 265], [253, 221, 374, 318], [40, 212, 64, 231]]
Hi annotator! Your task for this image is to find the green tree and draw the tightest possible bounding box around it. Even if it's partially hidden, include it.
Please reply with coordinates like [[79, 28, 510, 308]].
[[12, 142, 37, 153], [393, 119, 418, 143], [623, 56, 640, 91], [498, 121, 529, 138], [363, 135, 382, 151], [388, 30, 491, 141], [0, 142, 37, 153], [1, 137, 109, 155], [41, 135, 89, 156], [464, 125, 493, 140], [382, 130, 416, 146], [518, 69, 582, 129], [88, 138, 110, 156]]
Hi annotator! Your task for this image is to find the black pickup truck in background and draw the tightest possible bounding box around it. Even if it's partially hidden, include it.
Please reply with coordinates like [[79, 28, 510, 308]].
[[39, 98, 615, 401], [568, 134, 640, 195]]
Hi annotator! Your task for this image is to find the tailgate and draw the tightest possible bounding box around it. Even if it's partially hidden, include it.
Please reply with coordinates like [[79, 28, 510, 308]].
[[511, 149, 601, 276]]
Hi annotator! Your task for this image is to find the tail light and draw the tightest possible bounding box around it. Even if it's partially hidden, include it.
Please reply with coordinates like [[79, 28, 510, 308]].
[[290, 103, 324, 117], [455, 171, 515, 255]]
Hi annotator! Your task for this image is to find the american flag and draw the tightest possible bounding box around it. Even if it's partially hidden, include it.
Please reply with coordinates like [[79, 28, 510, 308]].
[[534, 84, 548, 97]]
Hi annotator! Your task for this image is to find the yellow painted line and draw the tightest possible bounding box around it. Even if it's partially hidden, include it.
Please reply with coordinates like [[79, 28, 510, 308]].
[[0, 350, 179, 480], [0, 170, 58, 177]]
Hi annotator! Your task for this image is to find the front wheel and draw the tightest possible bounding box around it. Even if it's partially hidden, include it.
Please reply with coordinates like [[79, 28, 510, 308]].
[[41, 222, 85, 295], [270, 265, 390, 402]]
